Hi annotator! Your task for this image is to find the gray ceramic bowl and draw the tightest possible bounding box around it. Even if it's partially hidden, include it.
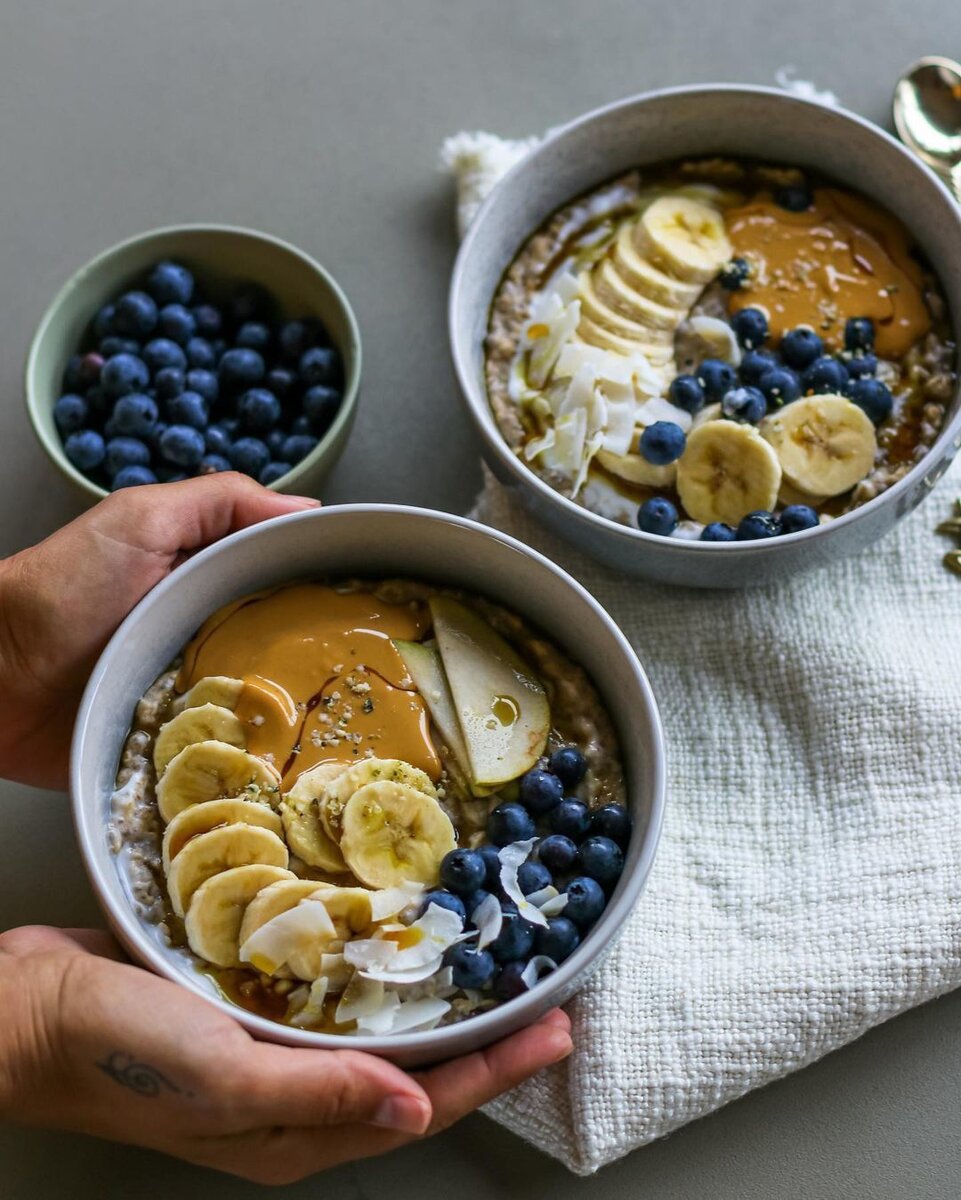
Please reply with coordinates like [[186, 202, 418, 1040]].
[[71, 505, 665, 1067], [26, 224, 361, 503], [449, 85, 961, 588]]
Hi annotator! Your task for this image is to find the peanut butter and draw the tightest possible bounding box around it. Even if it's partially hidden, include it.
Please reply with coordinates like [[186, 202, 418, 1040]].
[[177, 584, 439, 784]]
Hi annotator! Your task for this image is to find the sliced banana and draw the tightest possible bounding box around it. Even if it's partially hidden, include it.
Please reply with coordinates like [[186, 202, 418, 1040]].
[[170, 676, 244, 716], [338, 781, 456, 889], [580, 270, 679, 339], [760, 394, 877, 498], [153, 704, 246, 777], [594, 448, 676, 489], [286, 886, 374, 981], [676, 420, 783, 526], [577, 315, 675, 366], [611, 223, 703, 309], [320, 758, 437, 843], [238, 877, 330, 948], [280, 762, 349, 873], [778, 479, 827, 509], [184, 863, 294, 968], [166, 823, 289, 917], [691, 401, 723, 430], [162, 797, 283, 871], [156, 741, 280, 823], [635, 196, 732, 284]]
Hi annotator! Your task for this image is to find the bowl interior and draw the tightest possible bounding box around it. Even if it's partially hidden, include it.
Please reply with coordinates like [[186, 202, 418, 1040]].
[[26, 225, 362, 500], [72, 506, 664, 1066]]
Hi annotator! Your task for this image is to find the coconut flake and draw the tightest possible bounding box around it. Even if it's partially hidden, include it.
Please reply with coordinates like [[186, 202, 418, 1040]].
[[369, 881, 425, 922], [527, 293, 581, 389], [520, 955, 558, 989], [671, 519, 705, 541], [289, 975, 330, 1028], [526, 884, 558, 909], [385, 997, 451, 1034], [238, 898, 336, 976], [499, 841, 548, 928], [636, 395, 693, 431], [320, 952, 352, 992], [335, 973, 386, 1024], [688, 314, 742, 368], [539, 891, 569, 917], [353, 992, 402, 1035], [344, 938, 400, 972], [353, 903, 464, 983], [472, 892, 504, 949]]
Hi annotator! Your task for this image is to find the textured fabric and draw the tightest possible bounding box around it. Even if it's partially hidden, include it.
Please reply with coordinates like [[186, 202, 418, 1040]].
[[444, 119, 961, 1174]]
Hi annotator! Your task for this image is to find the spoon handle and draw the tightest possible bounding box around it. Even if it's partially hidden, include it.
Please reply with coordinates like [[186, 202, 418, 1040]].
[[952, 161, 961, 205]]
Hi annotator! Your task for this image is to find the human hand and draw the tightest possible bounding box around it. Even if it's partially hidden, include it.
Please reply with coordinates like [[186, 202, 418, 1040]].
[[0, 925, 572, 1183], [0, 474, 319, 789]]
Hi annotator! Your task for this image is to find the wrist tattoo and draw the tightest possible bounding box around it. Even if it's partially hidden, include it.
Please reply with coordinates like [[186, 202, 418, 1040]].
[[95, 1051, 193, 1099]]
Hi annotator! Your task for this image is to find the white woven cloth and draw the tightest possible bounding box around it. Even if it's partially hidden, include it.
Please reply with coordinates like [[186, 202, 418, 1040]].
[[443, 114, 961, 1174]]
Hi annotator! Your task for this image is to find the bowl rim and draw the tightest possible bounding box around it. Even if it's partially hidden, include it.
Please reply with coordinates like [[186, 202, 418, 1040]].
[[448, 82, 961, 556], [70, 502, 667, 1052], [25, 222, 363, 502]]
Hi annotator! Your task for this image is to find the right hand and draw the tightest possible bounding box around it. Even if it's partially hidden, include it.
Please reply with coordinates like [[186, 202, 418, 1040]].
[[0, 925, 572, 1183]]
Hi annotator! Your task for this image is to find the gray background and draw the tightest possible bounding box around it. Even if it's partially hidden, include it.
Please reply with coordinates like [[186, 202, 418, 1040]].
[[1, 1, 960, 1195]]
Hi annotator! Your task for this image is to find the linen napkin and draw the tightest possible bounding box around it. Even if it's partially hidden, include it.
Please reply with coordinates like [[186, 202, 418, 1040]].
[[442, 89, 961, 1175]]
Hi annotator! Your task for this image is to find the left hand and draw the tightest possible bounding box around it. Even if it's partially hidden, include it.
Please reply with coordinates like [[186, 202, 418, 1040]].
[[0, 474, 320, 789]]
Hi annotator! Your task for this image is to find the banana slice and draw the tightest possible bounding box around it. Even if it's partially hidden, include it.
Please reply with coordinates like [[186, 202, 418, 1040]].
[[579, 272, 676, 342], [760, 394, 877, 498], [170, 676, 244, 716], [153, 704, 246, 777], [778, 479, 827, 509], [166, 823, 289, 917], [162, 797, 283, 871], [338, 781, 456, 889], [676, 420, 783, 526], [611, 223, 703, 309], [320, 758, 438, 843], [286, 886, 374, 981], [184, 863, 294, 968], [156, 741, 280, 823], [577, 315, 675, 366], [635, 196, 732, 284], [691, 401, 723, 430], [280, 763, 349, 873], [594, 448, 676, 489], [238, 878, 331, 948]]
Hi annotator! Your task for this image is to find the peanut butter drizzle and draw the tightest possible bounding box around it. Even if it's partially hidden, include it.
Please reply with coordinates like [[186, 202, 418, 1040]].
[[726, 188, 931, 357], [177, 584, 439, 785]]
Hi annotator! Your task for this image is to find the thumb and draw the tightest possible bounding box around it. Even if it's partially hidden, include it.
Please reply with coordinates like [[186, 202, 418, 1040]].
[[240, 1044, 432, 1134]]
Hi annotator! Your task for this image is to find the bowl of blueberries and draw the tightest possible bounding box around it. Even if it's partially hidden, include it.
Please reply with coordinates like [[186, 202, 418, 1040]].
[[26, 224, 361, 499]]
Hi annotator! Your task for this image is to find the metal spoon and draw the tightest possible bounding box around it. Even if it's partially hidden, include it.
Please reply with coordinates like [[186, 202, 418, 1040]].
[[893, 55, 961, 202]]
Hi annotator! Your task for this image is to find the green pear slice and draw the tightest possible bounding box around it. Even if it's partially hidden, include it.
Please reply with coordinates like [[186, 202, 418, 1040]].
[[428, 597, 550, 787], [394, 639, 472, 777]]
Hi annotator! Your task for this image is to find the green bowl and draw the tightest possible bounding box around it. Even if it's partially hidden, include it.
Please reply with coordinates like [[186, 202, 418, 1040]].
[[25, 224, 362, 502]]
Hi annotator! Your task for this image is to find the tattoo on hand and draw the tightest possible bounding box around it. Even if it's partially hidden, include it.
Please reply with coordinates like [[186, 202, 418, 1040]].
[[96, 1051, 193, 1099]]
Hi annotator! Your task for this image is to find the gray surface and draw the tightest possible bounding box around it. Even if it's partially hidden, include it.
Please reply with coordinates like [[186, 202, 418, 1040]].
[[1, 1, 960, 1195]]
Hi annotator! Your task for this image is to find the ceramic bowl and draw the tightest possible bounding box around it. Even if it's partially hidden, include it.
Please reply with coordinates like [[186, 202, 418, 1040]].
[[449, 85, 961, 588], [26, 224, 361, 502], [71, 504, 665, 1067]]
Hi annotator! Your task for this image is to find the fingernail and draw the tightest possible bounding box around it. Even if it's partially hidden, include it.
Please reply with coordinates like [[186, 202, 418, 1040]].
[[372, 1095, 431, 1134], [546, 1030, 574, 1063], [284, 495, 321, 509]]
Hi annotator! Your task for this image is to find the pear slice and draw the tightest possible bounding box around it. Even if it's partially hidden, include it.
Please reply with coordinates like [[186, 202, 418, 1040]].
[[428, 597, 550, 788]]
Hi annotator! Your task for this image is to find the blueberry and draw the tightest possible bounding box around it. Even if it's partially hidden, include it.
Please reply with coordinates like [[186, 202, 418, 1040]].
[[736, 511, 782, 540], [774, 185, 813, 212], [282, 433, 318, 464], [62, 355, 84, 391], [549, 799, 592, 841], [563, 876, 607, 929], [477, 845, 503, 892], [738, 350, 777, 387], [464, 889, 492, 918], [844, 317, 874, 352], [590, 804, 632, 848], [198, 453, 232, 474], [548, 746, 587, 789], [489, 907, 537, 963], [227, 282, 270, 326], [147, 421, 168, 452], [84, 386, 111, 426], [78, 352, 105, 386], [218, 415, 241, 439], [440, 848, 487, 896], [104, 436, 151, 478], [166, 391, 208, 430], [637, 496, 678, 536], [192, 303, 223, 339], [238, 388, 281, 433], [155, 366, 186, 399], [701, 522, 737, 542], [576, 836, 624, 889], [801, 355, 848, 394], [102, 353, 150, 397], [205, 425, 233, 457], [487, 802, 536, 847], [265, 429, 287, 457], [493, 961, 529, 1001], [258, 461, 290, 486], [519, 769, 564, 815], [299, 345, 339, 387], [92, 304, 115, 340], [518, 860, 552, 895], [731, 306, 769, 349], [142, 338, 187, 375], [639, 420, 686, 465], [537, 834, 578, 874], [236, 321, 271, 352], [112, 393, 158, 437], [279, 318, 321, 362], [219, 347, 265, 391], [229, 436, 270, 477], [186, 337, 217, 370], [303, 384, 342, 429], [186, 368, 219, 405], [159, 424, 205, 468], [421, 889, 467, 922], [758, 367, 800, 407], [64, 429, 106, 471], [780, 504, 820, 533], [54, 394, 88, 434], [99, 336, 140, 359], [667, 374, 705, 415], [267, 367, 298, 401], [846, 377, 893, 425], [157, 303, 196, 346], [289, 414, 314, 437], [697, 358, 737, 400], [445, 944, 496, 990], [780, 327, 824, 370], [535, 917, 580, 964], [844, 353, 878, 380], [114, 291, 158, 338], [147, 261, 194, 307], [112, 464, 157, 489], [719, 257, 750, 290]]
